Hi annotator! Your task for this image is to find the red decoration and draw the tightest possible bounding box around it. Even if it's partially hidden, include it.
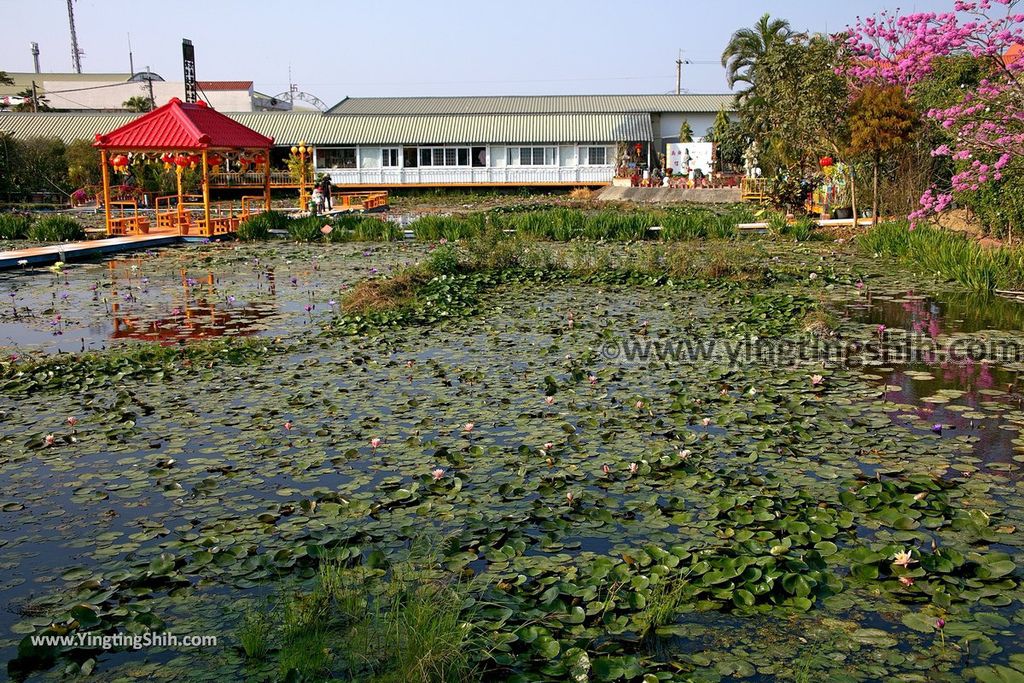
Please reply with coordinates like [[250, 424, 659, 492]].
[[207, 154, 223, 167], [174, 154, 191, 168], [819, 156, 834, 168], [253, 153, 266, 166], [110, 154, 130, 171]]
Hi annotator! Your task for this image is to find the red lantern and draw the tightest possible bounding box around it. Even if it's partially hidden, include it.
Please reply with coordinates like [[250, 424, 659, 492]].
[[174, 154, 191, 168], [819, 156, 834, 168], [253, 153, 266, 166], [110, 154, 130, 172], [207, 153, 223, 167]]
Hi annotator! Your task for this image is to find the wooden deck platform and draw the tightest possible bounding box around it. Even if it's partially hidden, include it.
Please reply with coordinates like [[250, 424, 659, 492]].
[[0, 233, 186, 270]]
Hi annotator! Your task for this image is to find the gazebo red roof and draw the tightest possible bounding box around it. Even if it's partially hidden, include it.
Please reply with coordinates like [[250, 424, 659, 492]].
[[94, 98, 274, 150]]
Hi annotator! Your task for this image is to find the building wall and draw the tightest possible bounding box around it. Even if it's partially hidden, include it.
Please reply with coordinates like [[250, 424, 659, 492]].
[[658, 112, 718, 142], [39, 80, 255, 111], [315, 144, 615, 185]]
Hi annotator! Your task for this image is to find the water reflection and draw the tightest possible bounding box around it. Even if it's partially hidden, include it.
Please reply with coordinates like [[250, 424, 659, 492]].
[[845, 289, 1024, 475], [844, 289, 1024, 336]]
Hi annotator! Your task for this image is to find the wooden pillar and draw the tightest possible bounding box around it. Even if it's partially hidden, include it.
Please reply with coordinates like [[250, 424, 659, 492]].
[[100, 150, 112, 236], [202, 149, 211, 237], [176, 166, 184, 235], [263, 148, 271, 211]]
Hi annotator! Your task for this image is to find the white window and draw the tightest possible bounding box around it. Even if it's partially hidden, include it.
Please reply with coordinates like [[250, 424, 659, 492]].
[[419, 147, 470, 167], [382, 148, 400, 167], [585, 146, 607, 165], [511, 147, 555, 166]]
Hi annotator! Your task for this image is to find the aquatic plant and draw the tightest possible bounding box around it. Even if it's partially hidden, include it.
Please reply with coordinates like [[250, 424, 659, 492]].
[[28, 216, 84, 242]]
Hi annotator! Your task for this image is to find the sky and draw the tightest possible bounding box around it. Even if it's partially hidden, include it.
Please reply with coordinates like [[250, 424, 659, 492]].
[[1, 0, 953, 107]]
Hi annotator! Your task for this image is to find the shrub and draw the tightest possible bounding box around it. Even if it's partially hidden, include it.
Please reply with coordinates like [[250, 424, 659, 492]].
[[237, 214, 274, 241], [427, 243, 461, 274], [287, 216, 324, 242], [0, 213, 32, 240], [27, 215, 85, 242]]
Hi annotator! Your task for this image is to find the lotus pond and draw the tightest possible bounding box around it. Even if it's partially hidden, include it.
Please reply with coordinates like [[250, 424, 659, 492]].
[[0, 234, 1022, 682]]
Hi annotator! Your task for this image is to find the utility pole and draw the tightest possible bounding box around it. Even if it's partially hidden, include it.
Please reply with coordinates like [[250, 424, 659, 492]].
[[67, 0, 82, 73], [676, 58, 682, 95], [30, 81, 38, 113], [145, 65, 155, 110]]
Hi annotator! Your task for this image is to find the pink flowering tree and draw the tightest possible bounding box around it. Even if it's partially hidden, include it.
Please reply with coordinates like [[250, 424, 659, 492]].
[[843, 1, 1024, 226]]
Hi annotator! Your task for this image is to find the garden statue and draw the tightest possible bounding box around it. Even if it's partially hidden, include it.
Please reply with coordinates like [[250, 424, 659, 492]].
[[743, 142, 760, 179]]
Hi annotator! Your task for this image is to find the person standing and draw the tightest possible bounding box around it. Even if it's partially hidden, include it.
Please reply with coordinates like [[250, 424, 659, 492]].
[[319, 175, 333, 211]]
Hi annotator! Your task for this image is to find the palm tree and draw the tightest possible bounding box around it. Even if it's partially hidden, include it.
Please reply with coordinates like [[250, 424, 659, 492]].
[[721, 13, 793, 90], [123, 96, 153, 113]]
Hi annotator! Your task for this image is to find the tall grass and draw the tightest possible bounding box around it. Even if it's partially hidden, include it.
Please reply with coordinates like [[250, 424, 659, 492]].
[[860, 221, 1024, 291], [27, 215, 84, 242], [0, 213, 32, 240]]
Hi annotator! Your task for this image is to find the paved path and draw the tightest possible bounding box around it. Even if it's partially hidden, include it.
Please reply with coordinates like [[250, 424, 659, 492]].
[[0, 234, 186, 270]]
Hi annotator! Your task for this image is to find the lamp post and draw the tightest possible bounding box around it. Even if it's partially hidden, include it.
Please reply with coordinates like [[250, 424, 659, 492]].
[[290, 141, 309, 211]]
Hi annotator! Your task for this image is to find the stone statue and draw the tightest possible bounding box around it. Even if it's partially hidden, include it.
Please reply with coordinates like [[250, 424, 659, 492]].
[[743, 142, 760, 179]]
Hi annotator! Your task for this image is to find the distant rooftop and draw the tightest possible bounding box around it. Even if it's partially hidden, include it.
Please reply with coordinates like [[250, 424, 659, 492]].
[[326, 94, 735, 115]]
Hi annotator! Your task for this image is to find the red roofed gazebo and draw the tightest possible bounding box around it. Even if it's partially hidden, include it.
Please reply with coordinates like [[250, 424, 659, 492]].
[[94, 98, 274, 237]]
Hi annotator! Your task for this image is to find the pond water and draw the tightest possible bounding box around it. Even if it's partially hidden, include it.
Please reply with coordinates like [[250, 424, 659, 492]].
[[0, 240, 1021, 681]]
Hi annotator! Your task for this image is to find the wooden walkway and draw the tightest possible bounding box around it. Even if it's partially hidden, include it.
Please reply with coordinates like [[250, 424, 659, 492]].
[[0, 233, 186, 270]]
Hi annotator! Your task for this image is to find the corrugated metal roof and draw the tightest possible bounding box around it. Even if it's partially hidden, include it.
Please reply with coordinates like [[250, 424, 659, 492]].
[[3, 111, 652, 145], [327, 94, 735, 115], [95, 100, 274, 150]]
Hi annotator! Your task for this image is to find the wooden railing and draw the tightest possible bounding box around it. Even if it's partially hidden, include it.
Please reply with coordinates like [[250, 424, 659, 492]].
[[209, 171, 293, 187], [741, 177, 770, 203]]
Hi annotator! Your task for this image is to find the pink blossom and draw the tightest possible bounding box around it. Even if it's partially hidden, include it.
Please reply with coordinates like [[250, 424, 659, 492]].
[[431, 468, 445, 481], [370, 437, 382, 449]]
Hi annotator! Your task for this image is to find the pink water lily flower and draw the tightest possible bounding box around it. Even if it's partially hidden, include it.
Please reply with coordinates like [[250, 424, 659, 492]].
[[463, 422, 475, 432], [284, 420, 294, 431], [431, 468, 445, 481], [44, 434, 55, 447], [370, 437, 382, 450], [678, 449, 692, 460], [545, 396, 555, 406], [66, 416, 78, 427], [701, 418, 712, 427], [588, 375, 598, 386], [635, 400, 644, 410], [602, 464, 611, 476], [629, 463, 639, 475], [899, 576, 915, 587], [811, 374, 824, 386], [565, 491, 575, 504], [543, 442, 554, 451]]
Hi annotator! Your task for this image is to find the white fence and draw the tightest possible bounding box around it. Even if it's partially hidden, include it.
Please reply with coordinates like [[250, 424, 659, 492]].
[[320, 166, 614, 186]]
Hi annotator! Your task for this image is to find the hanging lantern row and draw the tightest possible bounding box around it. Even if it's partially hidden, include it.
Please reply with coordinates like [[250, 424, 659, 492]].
[[111, 150, 268, 173]]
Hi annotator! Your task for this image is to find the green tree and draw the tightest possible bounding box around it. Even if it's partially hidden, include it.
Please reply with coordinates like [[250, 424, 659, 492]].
[[3, 137, 69, 199], [704, 108, 745, 172], [0, 71, 12, 86], [721, 13, 792, 91], [122, 95, 153, 112], [66, 139, 101, 188], [678, 118, 693, 143], [740, 33, 849, 174], [848, 85, 918, 225]]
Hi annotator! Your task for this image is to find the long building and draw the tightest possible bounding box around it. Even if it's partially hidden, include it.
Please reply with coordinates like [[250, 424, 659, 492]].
[[0, 93, 734, 188]]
